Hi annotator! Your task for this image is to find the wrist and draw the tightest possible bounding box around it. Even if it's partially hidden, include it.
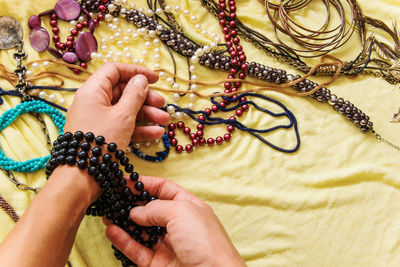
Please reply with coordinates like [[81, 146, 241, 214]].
[[49, 165, 101, 207]]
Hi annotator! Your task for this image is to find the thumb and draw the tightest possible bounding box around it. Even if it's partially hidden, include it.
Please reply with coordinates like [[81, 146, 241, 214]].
[[116, 74, 149, 115], [130, 200, 177, 227]]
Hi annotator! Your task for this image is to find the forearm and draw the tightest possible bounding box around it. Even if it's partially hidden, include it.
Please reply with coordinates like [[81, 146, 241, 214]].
[[0, 166, 100, 267]]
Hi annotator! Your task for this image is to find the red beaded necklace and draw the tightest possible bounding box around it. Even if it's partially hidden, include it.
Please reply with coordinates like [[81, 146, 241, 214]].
[[167, 0, 248, 154]]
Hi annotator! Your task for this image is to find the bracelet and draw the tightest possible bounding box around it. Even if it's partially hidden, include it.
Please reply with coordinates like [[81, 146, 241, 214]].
[[130, 131, 170, 163], [45, 131, 165, 267]]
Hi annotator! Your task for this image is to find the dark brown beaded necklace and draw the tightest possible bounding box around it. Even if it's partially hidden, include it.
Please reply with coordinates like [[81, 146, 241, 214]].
[[0, 194, 19, 223]]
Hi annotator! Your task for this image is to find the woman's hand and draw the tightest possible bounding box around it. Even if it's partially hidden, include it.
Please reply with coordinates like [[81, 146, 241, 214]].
[[65, 62, 170, 151], [104, 176, 246, 267], [0, 63, 172, 267]]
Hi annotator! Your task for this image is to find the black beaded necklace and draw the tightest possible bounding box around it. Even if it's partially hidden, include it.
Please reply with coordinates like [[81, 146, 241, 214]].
[[46, 131, 166, 266]]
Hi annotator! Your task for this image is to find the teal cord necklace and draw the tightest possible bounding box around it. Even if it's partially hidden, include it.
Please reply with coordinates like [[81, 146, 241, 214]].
[[0, 100, 65, 172]]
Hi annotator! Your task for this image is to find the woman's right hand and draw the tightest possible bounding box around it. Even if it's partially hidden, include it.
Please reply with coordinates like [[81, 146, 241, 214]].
[[104, 176, 246, 267]]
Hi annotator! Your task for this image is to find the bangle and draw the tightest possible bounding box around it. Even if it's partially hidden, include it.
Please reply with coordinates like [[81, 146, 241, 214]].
[[46, 131, 165, 267]]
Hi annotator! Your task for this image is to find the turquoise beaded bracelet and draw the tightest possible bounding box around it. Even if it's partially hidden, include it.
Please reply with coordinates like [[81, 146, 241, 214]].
[[0, 100, 65, 172]]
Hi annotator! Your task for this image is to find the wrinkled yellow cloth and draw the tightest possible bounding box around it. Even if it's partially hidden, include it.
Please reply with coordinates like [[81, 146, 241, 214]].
[[0, 0, 400, 266]]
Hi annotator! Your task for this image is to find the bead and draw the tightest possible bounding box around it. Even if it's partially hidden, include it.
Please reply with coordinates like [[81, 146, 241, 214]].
[[185, 144, 193, 153], [77, 159, 87, 169], [190, 56, 199, 64], [120, 156, 129, 166], [199, 138, 206, 146], [168, 131, 175, 138], [116, 150, 125, 159], [111, 162, 119, 171], [102, 153, 112, 163], [89, 156, 99, 166], [95, 135, 105, 145], [207, 138, 215, 146], [78, 151, 88, 160], [130, 172, 139, 181], [166, 77, 174, 84], [172, 83, 179, 90], [141, 190, 150, 201], [224, 133, 231, 141], [66, 148, 77, 156], [88, 166, 97, 175], [175, 112, 182, 119], [107, 143, 117, 152], [168, 123, 176, 130], [125, 164, 134, 173], [84, 132, 95, 142], [170, 138, 178, 146], [216, 136, 223, 145], [80, 141, 91, 151], [227, 125, 235, 132], [55, 154, 65, 164], [92, 147, 102, 156], [74, 131, 84, 140], [39, 91, 47, 99], [175, 145, 183, 153], [64, 132, 73, 141], [192, 139, 199, 146], [135, 182, 144, 191], [177, 121, 184, 128], [58, 98, 66, 105]]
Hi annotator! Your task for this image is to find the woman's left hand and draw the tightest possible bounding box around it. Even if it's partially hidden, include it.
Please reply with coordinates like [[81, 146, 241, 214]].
[[64, 62, 170, 151]]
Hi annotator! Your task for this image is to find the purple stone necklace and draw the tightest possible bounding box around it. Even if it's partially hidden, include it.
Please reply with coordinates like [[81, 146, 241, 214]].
[[28, 0, 106, 74]]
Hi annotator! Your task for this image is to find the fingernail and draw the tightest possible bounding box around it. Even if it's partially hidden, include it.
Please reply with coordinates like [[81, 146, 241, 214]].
[[133, 75, 148, 89]]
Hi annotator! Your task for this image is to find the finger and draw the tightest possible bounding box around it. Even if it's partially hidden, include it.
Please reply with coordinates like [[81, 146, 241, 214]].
[[111, 82, 127, 105], [136, 105, 170, 124], [132, 126, 165, 142], [130, 200, 177, 227], [106, 224, 154, 266], [85, 63, 158, 92], [76, 63, 158, 107], [128, 176, 201, 203], [102, 217, 112, 226], [116, 74, 149, 115], [145, 89, 165, 108]]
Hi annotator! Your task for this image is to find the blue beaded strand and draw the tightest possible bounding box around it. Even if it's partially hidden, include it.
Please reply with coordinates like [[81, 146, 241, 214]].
[[0, 100, 65, 172], [131, 131, 170, 162]]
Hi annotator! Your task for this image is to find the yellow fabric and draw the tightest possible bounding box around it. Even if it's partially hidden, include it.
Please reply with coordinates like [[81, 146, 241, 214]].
[[0, 0, 399, 266]]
